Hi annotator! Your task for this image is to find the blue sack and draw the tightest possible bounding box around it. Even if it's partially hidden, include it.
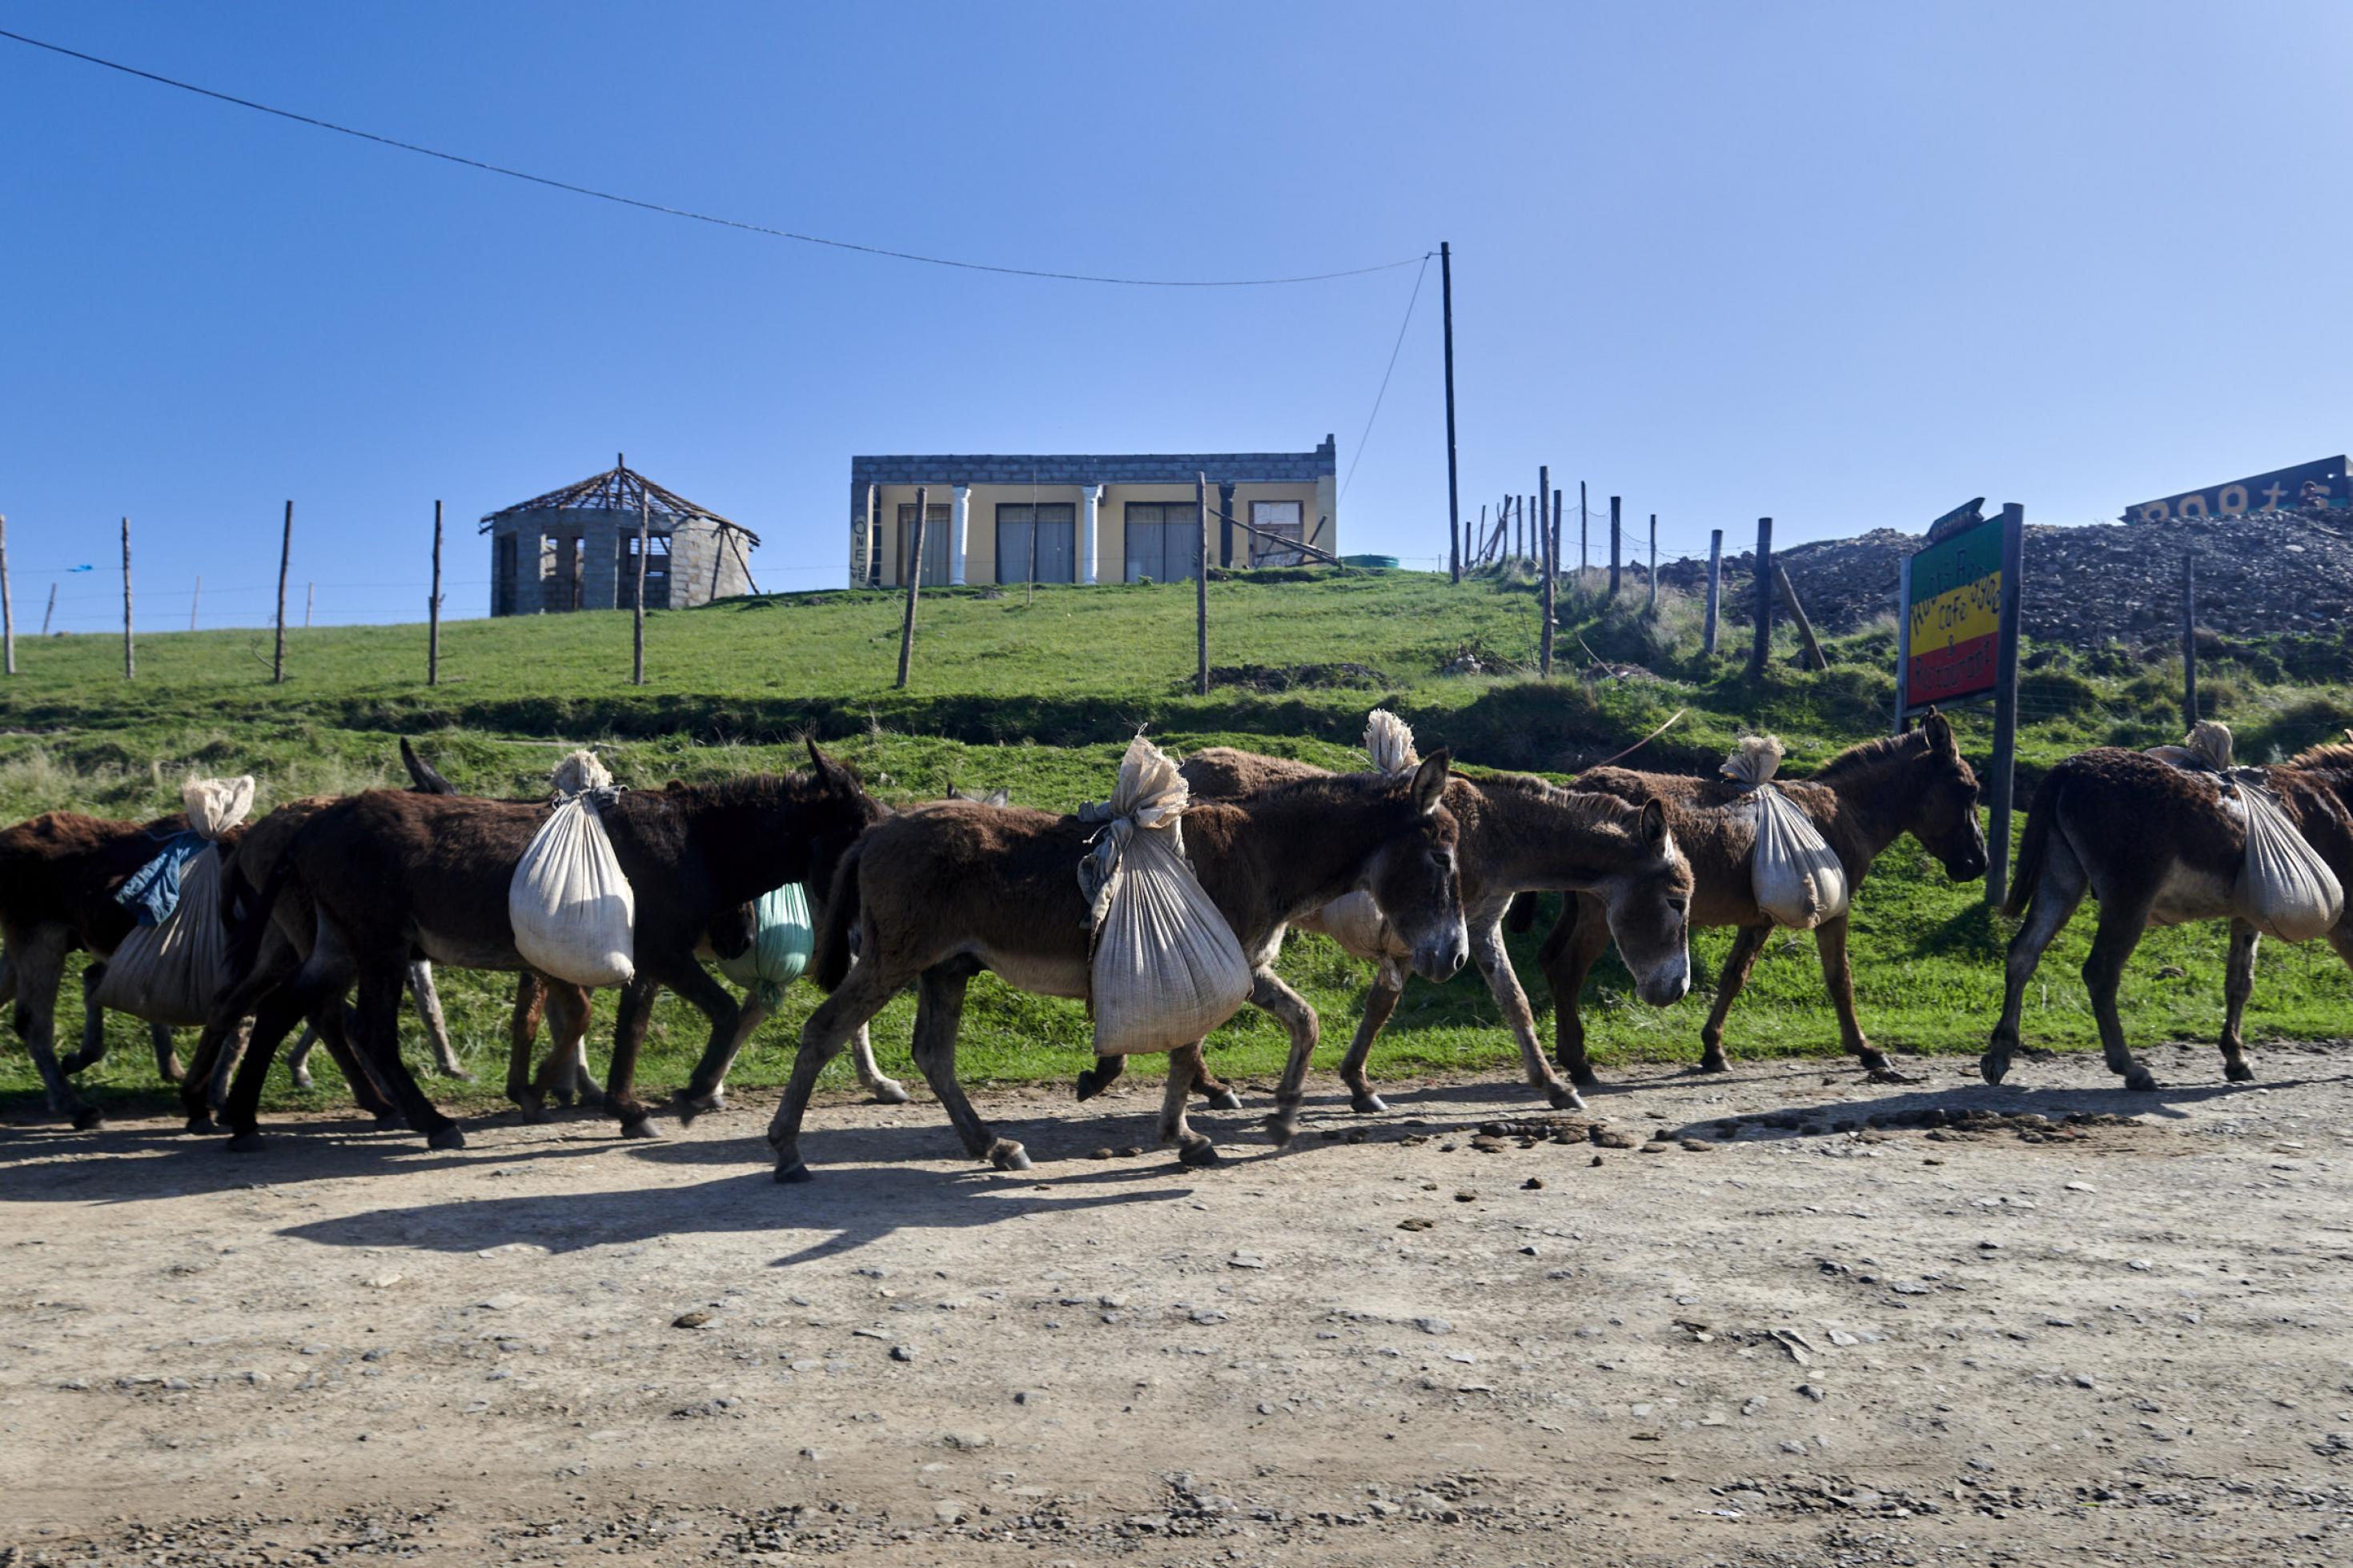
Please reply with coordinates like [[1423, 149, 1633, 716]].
[[114, 831, 209, 928], [716, 882, 815, 1008]]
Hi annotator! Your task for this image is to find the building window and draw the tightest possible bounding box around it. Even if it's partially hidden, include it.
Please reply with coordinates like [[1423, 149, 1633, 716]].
[[1123, 502, 1202, 583], [1250, 500, 1307, 566], [995, 503, 1075, 585], [897, 503, 952, 584], [622, 531, 672, 610], [540, 533, 586, 612], [494, 534, 517, 616]]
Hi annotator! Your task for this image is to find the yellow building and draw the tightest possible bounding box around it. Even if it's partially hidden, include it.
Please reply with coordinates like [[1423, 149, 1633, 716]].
[[848, 438, 1337, 587]]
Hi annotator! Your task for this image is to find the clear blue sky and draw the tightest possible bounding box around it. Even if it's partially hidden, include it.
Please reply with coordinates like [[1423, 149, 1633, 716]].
[[3, 2, 2348, 628]]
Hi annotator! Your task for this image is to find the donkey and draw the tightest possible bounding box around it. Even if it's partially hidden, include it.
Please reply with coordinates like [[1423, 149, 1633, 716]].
[[1540, 711, 1988, 1086], [0, 808, 201, 1127], [1982, 744, 2353, 1091], [218, 742, 884, 1149], [764, 754, 1466, 1180], [1078, 749, 1690, 1116]]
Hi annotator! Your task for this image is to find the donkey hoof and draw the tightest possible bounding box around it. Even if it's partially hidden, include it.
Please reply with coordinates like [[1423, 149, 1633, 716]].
[[516, 1102, 553, 1125], [2124, 1069, 2159, 1093], [428, 1125, 468, 1151], [1978, 1053, 2010, 1086], [2226, 1061, 2256, 1083], [869, 1077, 913, 1106], [674, 1094, 722, 1128], [70, 1105, 105, 1131], [1865, 1065, 1916, 1086], [183, 1113, 218, 1136], [986, 1140, 1031, 1172], [289, 1070, 315, 1092], [1177, 1137, 1222, 1168], [1545, 1083, 1588, 1113], [159, 1059, 186, 1085], [573, 1085, 606, 1108], [619, 1118, 661, 1141], [372, 1111, 411, 1133], [1073, 1070, 1110, 1103], [773, 1160, 813, 1184], [1350, 1092, 1388, 1116], [1696, 1054, 1730, 1075], [225, 1132, 271, 1153], [441, 1065, 479, 1083], [1263, 1113, 1300, 1147], [1203, 1087, 1244, 1113], [545, 1088, 575, 1109]]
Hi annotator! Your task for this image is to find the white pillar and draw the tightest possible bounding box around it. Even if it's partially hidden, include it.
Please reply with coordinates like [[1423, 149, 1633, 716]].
[[950, 484, 970, 586], [1079, 484, 1102, 584]]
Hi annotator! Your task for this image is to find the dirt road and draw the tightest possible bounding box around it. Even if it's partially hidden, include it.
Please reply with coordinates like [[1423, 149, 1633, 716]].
[[5, 1043, 2351, 1566]]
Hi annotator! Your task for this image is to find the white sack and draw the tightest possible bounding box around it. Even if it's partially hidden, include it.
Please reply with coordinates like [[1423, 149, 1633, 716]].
[[1363, 709, 1419, 776], [1722, 736, 1849, 930], [1290, 709, 1427, 961], [1080, 736, 1253, 1057], [508, 750, 635, 989], [2235, 775, 2344, 943], [92, 775, 257, 1026]]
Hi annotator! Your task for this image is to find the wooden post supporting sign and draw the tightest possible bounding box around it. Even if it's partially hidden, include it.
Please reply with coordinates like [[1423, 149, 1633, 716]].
[[1985, 503, 2026, 909]]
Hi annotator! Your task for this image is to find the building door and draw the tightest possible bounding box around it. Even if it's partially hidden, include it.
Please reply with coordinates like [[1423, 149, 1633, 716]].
[[897, 503, 951, 585], [995, 503, 1075, 584], [1123, 502, 1201, 583], [1250, 500, 1307, 566], [621, 532, 672, 610], [550, 534, 585, 611], [494, 535, 517, 616]]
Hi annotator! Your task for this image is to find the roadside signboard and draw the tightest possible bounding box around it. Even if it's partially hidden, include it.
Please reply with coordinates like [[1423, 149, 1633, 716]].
[[2126, 455, 2346, 523]]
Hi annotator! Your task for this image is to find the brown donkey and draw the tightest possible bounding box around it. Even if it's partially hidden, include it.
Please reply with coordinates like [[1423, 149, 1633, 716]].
[[219, 744, 884, 1149], [1540, 712, 1988, 1085], [1983, 744, 2353, 1091], [1083, 749, 1690, 1115], [765, 754, 1465, 1180]]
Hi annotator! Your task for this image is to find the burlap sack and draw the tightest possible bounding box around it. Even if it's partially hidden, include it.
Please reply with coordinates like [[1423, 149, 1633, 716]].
[[92, 775, 257, 1026], [1723, 736, 1849, 929], [508, 751, 635, 988], [716, 882, 815, 1007]]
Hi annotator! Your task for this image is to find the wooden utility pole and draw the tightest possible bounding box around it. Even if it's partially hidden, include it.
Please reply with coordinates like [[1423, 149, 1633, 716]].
[[1749, 516, 1774, 678], [42, 583, 55, 638], [1608, 495, 1622, 598], [120, 516, 134, 680], [429, 499, 444, 686], [1648, 514, 1658, 612], [1777, 566, 1829, 670], [2181, 551, 2198, 729], [1703, 528, 1723, 656], [1984, 503, 2027, 910], [1196, 473, 1211, 696], [632, 491, 649, 685], [0, 514, 14, 676], [1580, 481, 1589, 575], [190, 576, 201, 631], [895, 486, 928, 689], [1552, 487, 1564, 585], [273, 499, 292, 683], [1538, 467, 1555, 676], [1441, 241, 1461, 584]]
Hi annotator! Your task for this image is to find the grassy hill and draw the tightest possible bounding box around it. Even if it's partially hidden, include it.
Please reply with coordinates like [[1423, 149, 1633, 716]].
[[6, 565, 2351, 1121]]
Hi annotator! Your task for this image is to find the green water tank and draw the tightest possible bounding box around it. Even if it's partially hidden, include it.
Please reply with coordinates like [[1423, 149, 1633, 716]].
[[1339, 554, 1400, 569]]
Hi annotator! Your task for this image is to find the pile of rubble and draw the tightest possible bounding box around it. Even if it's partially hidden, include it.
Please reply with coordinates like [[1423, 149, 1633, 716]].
[[1655, 507, 2353, 651]]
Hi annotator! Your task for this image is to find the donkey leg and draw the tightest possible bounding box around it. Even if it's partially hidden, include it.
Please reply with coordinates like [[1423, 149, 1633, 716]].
[[223, 987, 320, 1152], [505, 972, 552, 1117], [1812, 916, 1901, 1082], [1685, 924, 1769, 1073], [1257, 970, 1324, 1147], [1473, 918, 1584, 1112], [60, 962, 109, 1076], [769, 962, 901, 1182], [669, 962, 749, 1126], [2082, 897, 2160, 1092], [283, 1023, 319, 1089], [846, 1021, 911, 1105], [408, 960, 471, 1080], [2219, 919, 2260, 1083], [349, 959, 464, 1148], [11, 929, 95, 1129], [1159, 1044, 1220, 1167], [1075, 1053, 1127, 1102], [1191, 1055, 1243, 1111], [315, 1005, 403, 1125], [1983, 837, 2086, 1085], [533, 982, 594, 1110], [1539, 895, 1614, 1087], [604, 976, 669, 1138], [1338, 959, 1408, 1114], [148, 1023, 183, 1085], [907, 967, 1026, 1170]]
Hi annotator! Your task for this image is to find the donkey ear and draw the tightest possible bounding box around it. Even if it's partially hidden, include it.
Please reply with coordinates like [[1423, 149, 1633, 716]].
[[1640, 796, 1669, 846], [1409, 750, 1450, 817], [805, 738, 852, 792], [1922, 708, 1957, 759]]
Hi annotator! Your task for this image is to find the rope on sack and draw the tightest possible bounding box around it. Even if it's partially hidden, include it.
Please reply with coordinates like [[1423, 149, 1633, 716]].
[[114, 775, 256, 927], [1721, 735, 1849, 929]]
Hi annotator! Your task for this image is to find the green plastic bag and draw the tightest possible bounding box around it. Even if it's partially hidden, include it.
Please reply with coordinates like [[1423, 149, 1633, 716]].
[[717, 882, 814, 1007]]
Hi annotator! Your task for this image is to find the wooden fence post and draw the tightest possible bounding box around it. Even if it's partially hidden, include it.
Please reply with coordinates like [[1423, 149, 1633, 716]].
[[0, 513, 14, 676], [632, 491, 648, 686], [1776, 565, 1829, 669], [1608, 495, 1622, 598], [1580, 481, 1588, 575], [429, 500, 444, 686], [1196, 473, 1211, 696], [1703, 528, 1723, 656], [2181, 551, 2198, 728], [305, 583, 315, 628], [1749, 516, 1774, 678], [1538, 467, 1554, 676], [1648, 513, 1658, 612], [1441, 240, 1461, 584], [895, 485, 927, 689], [42, 583, 55, 638], [1551, 487, 1563, 586], [273, 500, 291, 683], [120, 516, 134, 680]]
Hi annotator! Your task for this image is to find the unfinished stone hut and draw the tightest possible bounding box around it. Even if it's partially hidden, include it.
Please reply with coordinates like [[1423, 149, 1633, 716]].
[[481, 456, 759, 616]]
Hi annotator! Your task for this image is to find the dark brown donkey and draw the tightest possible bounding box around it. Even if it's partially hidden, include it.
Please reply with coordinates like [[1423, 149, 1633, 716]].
[[219, 744, 884, 1149], [765, 754, 1465, 1180], [1540, 712, 1988, 1085], [0, 809, 201, 1127], [1982, 744, 2353, 1091], [1080, 749, 1690, 1115]]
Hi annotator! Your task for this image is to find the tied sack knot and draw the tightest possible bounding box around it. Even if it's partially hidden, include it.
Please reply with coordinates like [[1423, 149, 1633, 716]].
[[1363, 708, 1420, 776], [550, 748, 624, 810], [1076, 734, 1191, 932]]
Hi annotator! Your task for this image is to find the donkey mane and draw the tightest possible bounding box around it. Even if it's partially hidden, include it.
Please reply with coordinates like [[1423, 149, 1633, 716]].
[[1476, 772, 1649, 836], [666, 768, 841, 811], [1809, 729, 1930, 787], [2286, 740, 2353, 775]]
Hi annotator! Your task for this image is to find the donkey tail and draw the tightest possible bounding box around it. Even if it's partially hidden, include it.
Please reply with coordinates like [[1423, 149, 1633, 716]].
[[223, 852, 295, 990], [2002, 768, 2062, 920], [810, 837, 866, 993], [1504, 890, 1539, 934]]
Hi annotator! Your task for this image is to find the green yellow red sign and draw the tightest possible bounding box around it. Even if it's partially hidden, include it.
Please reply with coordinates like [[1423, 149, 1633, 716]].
[[1902, 519, 2004, 708]]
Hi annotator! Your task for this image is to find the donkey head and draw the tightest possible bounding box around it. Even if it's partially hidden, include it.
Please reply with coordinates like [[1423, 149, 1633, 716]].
[[1356, 752, 1470, 983], [1598, 797, 1693, 1006], [1907, 711, 1989, 882]]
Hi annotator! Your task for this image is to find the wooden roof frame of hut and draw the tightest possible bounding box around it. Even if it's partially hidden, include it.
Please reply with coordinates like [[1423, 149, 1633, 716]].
[[478, 454, 761, 597]]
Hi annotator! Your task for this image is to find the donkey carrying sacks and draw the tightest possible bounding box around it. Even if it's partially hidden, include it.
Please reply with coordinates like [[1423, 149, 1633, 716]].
[[509, 752, 636, 989], [2154, 722, 2344, 944], [92, 775, 257, 1026], [1722, 736, 1850, 931], [1079, 736, 1254, 1057]]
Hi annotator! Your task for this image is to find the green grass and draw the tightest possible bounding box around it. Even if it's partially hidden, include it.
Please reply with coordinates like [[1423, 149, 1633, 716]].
[[6, 566, 2351, 1121]]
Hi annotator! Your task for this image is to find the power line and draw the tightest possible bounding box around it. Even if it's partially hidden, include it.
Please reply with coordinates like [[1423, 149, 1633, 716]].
[[1338, 252, 1431, 500], [0, 27, 1429, 289]]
